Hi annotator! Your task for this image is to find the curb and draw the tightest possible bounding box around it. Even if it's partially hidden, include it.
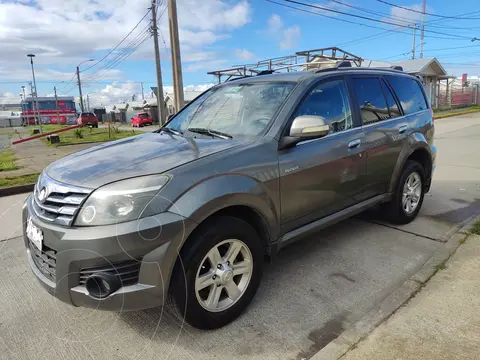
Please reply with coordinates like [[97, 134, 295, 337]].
[[435, 109, 480, 119], [0, 183, 34, 197], [310, 216, 479, 360]]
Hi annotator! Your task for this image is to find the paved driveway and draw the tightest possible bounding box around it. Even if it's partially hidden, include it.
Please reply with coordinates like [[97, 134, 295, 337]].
[[0, 114, 478, 360]]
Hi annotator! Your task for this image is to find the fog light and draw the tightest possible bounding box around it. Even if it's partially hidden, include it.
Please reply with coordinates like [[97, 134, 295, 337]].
[[85, 273, 121, 299]]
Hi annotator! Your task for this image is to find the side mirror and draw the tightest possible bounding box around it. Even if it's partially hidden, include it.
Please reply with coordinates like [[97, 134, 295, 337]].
[[289, 115, 329, 138], [281, 115, 329, 149]]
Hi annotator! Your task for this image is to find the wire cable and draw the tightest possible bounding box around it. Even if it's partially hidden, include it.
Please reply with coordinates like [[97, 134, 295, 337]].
[[81, 9, 152, 73], [376, 0, 480, 20]]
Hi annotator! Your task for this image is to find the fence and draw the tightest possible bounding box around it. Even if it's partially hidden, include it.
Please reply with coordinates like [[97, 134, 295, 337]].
[[438, 79, 480, 108]]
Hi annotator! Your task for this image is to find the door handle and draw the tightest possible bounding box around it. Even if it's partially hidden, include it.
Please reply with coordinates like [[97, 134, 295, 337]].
[[348, 139, 361, 149], [398, 124, 409, 134]]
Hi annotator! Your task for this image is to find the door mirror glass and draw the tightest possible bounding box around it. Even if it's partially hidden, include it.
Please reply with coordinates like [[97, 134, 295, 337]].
[[289, 115, 329, 138]]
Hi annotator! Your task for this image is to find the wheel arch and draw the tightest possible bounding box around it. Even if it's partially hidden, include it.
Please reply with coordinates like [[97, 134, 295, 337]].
[[389, 136, 433, 194]]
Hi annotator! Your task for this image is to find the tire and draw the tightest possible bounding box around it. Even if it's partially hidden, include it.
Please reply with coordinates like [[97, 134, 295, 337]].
[[382, 160, 426, 225], [169, 216, 264, 329]]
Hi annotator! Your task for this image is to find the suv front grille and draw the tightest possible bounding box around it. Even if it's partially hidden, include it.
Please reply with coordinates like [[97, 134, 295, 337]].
[[79, 260, 141, 287], [29, 240, 57, 282], [32, 173, 92, 226]]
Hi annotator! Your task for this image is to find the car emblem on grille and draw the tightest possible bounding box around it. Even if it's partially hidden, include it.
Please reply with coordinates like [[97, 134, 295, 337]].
[[38, 187, 47, 202]]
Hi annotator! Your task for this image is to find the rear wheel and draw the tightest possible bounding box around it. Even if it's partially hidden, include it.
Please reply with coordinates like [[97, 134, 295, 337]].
[[169, 216, 264, 329], [382, 160, 425, 224]]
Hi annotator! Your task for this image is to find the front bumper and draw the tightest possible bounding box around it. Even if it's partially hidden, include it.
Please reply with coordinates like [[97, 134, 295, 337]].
[[23, 195, 196, 311]]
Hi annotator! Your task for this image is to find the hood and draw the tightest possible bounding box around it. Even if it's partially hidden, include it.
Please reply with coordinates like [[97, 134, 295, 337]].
[[46, 132, 244, 188]]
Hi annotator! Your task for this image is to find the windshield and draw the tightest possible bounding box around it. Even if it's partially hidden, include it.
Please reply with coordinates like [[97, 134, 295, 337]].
[[166, 82, 295, 138]]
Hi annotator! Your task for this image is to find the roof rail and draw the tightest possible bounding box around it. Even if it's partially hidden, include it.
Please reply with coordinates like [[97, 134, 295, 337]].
[[390, 65, 403, 71]]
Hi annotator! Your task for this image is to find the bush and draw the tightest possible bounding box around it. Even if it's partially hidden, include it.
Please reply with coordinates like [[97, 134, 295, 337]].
[[74, 128, 84, 139]]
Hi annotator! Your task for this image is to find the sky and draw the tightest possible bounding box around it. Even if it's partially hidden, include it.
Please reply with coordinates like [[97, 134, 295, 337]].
[[0, 0, 479, 107]]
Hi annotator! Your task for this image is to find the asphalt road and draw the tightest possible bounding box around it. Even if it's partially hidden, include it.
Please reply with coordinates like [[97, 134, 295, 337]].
[[0, 114, 478, 360]]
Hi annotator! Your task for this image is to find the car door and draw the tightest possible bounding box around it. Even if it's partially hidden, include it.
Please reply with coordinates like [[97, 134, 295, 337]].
[[350, 75, 410, 198], [279, 76, 366, 233]]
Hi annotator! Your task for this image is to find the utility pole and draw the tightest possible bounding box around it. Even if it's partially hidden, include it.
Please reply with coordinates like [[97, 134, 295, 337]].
[[53, 86, 61, 124], [27, 54, 42, 133], [86, 94, 90, 112], [140, 82, 145, 100], [411, 25, 417, 59], [151, 0, 166, 126], [168, 0, 185, 111], [77, 66, 85, 112], [420, 0, 426, 58], [21, 86, 26, 126], [28, 81, 41, 130]]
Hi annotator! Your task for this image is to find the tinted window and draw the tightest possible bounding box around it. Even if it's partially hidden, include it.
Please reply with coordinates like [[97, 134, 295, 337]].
[[295, 80, 354, 133], [352, 78, 390, 125], [381, 80, 401, 118], [387, 76, 428, 114]]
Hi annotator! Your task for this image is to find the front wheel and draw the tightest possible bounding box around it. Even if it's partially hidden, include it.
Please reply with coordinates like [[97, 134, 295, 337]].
[[169, 216, 264, 329], [381, 160, 426, 224]]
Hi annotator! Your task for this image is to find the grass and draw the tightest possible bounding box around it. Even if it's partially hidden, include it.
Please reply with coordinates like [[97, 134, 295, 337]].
[[435, 105, 480, 119], [30, 124, 139, 146], [470, 219, 480, 236], [0, 148, 19, 172], [0, 173, 39, 188]]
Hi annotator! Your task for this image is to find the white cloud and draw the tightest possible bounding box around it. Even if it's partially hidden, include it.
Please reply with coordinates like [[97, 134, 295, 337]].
[[280, 26, 301, 50], [265, 14, 301, 51], [85, 81, 215, 107], [0, 0, 252, 80], [235, 49, 255, 61], [268, 14, 284, 34], [185, 59, 229, 72]]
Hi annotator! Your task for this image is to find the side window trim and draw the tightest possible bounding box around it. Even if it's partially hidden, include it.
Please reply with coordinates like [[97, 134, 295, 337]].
[[380, 77, 403, 118], [350, 75, 390, 126]]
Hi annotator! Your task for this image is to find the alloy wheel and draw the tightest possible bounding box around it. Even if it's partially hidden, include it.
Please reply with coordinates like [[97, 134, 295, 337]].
[[195, 239, 253, 313]]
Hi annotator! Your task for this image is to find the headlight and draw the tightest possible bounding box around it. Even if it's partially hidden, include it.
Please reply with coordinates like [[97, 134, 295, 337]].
[[75, 175, 170, 226]]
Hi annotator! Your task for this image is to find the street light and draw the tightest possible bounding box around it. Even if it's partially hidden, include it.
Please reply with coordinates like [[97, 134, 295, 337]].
[[27, 54, 43, 133], [76, 59, 94, 113]]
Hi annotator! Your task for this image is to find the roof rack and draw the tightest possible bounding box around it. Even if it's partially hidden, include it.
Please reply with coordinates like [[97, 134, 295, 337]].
[[208, 46, 364, 83]]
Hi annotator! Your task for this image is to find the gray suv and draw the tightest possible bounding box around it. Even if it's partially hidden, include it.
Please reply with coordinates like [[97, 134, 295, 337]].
[[23, 66, 436, 329]]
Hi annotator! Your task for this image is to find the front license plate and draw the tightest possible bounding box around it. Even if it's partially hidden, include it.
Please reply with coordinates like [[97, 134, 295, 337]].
[[26, 216, 43, 251]]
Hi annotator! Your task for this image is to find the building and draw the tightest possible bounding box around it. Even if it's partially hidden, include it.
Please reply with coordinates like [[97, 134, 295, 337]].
[[387, 58, 452, 109], [22, 96, 77, 125]]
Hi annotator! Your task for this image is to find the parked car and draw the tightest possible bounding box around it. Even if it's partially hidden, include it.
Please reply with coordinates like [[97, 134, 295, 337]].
[[131, 112, 153, 127], [76, 112, 98, 127], [24, 65, 436, 330]]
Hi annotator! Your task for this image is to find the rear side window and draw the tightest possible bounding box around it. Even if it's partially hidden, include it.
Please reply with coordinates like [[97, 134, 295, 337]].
[[386, 76, 428, 114], [294, 79, 354, 133], [351, 78, 390, 125]]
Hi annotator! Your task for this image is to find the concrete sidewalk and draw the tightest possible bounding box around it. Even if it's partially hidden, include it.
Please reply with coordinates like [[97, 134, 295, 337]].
[[333, 231, 480, 360]]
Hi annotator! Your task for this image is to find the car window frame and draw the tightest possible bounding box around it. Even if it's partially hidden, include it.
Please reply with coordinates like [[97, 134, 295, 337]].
[[348, 75, 392, 127], [380, 77, 403, 119], [280, 75, 361, 141], [385, 74, 430, 115], [166, 80, 298, 139]]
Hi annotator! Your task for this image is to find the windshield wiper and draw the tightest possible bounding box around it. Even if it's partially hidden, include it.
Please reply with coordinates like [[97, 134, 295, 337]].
[[187, 127, 232, 139], [160, 127, 183, 136]]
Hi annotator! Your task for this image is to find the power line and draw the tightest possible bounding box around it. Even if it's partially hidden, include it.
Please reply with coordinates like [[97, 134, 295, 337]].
[[81, 9, 152, 73], [85, 25, 151, 81], [376, 0, 480, 20], [330, 0, 480, 30], [266, 0, 471, 42], [278, 0, 474, 40]]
